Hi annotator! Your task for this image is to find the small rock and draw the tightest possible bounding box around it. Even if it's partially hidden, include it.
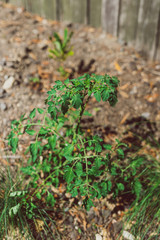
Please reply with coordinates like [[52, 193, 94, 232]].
[[0, 102, 7, 111], [2, 76, 15, 90], [141, 112, 150, 119], [95, 233, 102, 240], [123, 230, 135, 240]]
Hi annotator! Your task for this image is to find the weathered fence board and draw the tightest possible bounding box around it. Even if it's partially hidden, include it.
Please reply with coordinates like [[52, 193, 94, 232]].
[[101, 0, 119, 36], [136, 0, 160, 59], [118, 0, 140, 44], [90, 0, 102, 28], [1, 0, 160, 61], [60, 0, 86, 24]]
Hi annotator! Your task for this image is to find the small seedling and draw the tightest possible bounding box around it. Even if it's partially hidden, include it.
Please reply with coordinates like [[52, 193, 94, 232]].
[[49, 28, 74, 77]]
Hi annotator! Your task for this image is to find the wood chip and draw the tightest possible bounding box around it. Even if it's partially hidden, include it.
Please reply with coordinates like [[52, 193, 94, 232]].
[[120, 112, 130, 125]]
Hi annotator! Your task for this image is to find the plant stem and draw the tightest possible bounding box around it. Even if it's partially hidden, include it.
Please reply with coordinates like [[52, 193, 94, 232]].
[[75, 95, 91, 134]]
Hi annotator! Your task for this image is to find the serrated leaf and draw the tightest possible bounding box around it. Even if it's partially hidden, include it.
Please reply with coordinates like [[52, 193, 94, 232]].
[[117, 148, 124, 159], [101, 89, 109, 101], [36, 192, 41, 200], [37, 108, 44, 114], [103, 144, 112, 150], [30, 142, 38, 162], [48, 135, 57, 151], [72, 94, 82, 109], [11, 136, 18, 154], [55, 80, 62, 86], [46, 192, 55, 207], [64, 78, 70, 85], [75, 162, 83, 177], [94, 91, 101, 102], [117, 183, 125, 191], [63, 144, 74, 156], [71, 187, 78, 197], [25, 129, 36, 136], [95, 143, 102, 152], [64, 167, 75, 183], [29, 108, 36, 119]]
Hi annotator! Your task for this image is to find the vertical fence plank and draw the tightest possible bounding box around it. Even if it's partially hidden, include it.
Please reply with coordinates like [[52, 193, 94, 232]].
[[61, 0, 86, 24], [89, 0, 102, 28], [136, 0, 160, 59], [154, 10, 160, 61], [101, 0, 119, 36], [118, 0, 140, 44], [10, 0, 23, 7]]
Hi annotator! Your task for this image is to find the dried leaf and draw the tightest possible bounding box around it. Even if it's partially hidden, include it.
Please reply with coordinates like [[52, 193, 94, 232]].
[[144, 93, 159, 102], [114, 61, 122, 72]]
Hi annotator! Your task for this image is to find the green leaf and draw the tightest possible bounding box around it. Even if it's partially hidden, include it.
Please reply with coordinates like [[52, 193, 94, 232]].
[[63, 144, 74, 156], [55, 80, 62, 86], [36, 192, 41, 200], [83, 110, 92, 116], [117, 148, 124, 159], [95, 143, 102, 153], [117, 183, 125, 191], [11, 136, 18, 154], [63, 28, 68, 47], [25, 129, 36, 136], [37, 108, 44, 114], [75, 162, 83, 177], [94, 91, 101, 102], [84, 198, 94, 211], [107, 181, 112, 191], [30, 142, 38, 162], [46, 192, 55, 207], [101, 90, 109, 101], [72, 94, 82, 109], [48, 135, 57, 151], [103, 144, 112, 150], [29, 108, 36, 119], [39, 127, 48, 135], [64, 167, 75, 183]]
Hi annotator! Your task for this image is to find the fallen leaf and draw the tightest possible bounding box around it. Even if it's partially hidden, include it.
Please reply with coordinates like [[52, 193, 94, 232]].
[[119, 83, 129, 90], [144, 93, 159, 102], [34, 219, 44, 232], [29, 52, 37, 60], [114, 61, 122, 72]]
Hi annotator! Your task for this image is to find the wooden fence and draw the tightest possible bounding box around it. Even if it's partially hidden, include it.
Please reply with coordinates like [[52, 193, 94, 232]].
[[2, 0, 160, 61]]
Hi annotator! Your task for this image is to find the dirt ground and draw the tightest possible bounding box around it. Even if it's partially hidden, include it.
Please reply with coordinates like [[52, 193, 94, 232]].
[[0, 2, 160, 240]]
